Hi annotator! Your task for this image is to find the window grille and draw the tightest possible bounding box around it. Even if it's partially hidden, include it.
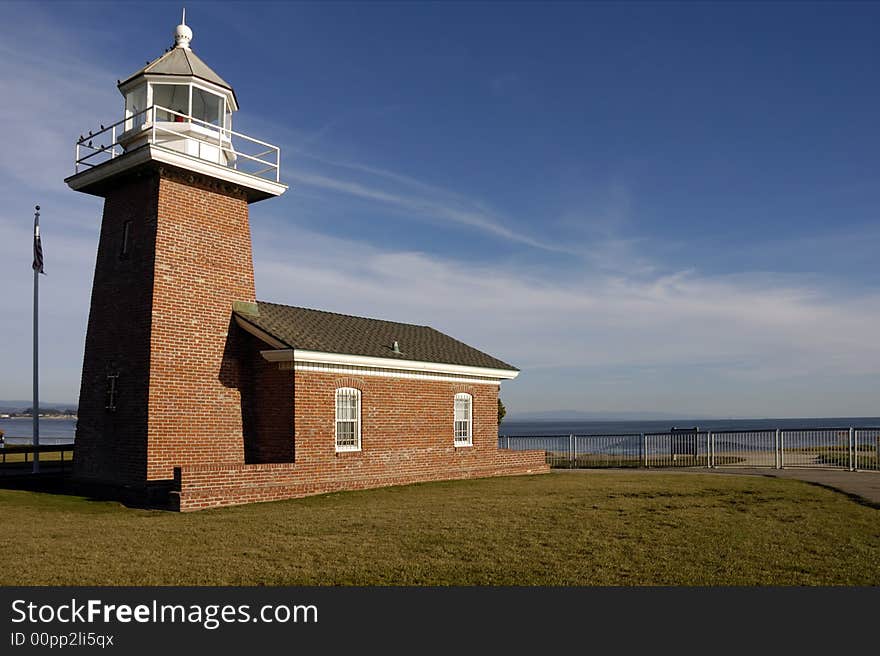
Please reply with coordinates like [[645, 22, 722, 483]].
[[454, 393, 472, 446], [335, 387, 361, 452], [106, 372, 119, 412]]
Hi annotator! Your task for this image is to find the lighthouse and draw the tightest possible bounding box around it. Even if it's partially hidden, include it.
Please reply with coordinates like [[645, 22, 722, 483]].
[[65, 16, 286, 501], [64, 14, 545, 512]]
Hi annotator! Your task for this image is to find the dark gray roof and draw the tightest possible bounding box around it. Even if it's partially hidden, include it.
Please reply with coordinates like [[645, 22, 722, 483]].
[[120, 47, 234, 93], [236, 301, 518, 372]]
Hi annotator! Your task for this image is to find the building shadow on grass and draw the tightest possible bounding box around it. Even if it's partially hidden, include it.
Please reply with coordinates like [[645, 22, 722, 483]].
[[0, 468, 176, 510]]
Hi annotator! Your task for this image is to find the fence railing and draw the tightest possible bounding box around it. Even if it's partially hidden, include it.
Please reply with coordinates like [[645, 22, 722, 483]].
[[499, 427, 880, 472], [73, 105, 281, 182], [0, 444, 75, 476]]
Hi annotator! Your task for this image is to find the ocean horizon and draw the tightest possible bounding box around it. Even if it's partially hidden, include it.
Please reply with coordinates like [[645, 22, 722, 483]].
[[2, 415, 880, 445], [499, 416, 880, 436]]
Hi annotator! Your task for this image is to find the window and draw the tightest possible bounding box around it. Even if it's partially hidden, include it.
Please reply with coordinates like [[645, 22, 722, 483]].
[[152, 83, 189, 122], [120, 221, 131, 258], [335, 387, 361, 452], [124, 85, 146, 131], [454, 393, 472, 446], [105, 372, 119, 412], [191, 86, 223, 126]]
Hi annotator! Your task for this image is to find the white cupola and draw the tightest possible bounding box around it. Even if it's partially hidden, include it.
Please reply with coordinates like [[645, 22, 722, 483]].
[[66, 13, 285, 203], [116, 12, 238, 165]]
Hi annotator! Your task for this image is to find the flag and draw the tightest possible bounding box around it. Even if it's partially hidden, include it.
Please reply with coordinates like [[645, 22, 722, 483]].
[[32, 207, 44, 275]]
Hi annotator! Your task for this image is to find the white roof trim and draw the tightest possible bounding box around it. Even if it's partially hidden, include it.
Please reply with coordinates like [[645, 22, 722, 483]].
[[260, 348, 519, 380], [289, 361, 501, 386], [119, 75, 239, 112]]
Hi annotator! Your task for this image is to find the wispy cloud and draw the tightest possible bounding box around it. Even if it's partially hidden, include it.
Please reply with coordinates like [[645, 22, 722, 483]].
[[253, 220, 880, 414], [284, 166, 578, 254], [0, 16, 118, 192]]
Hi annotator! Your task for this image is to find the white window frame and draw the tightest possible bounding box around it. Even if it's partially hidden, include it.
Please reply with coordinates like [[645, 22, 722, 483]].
[[335, 387, 362, 452], [147, 81, 229, 129], [454, 393, 473, 447]]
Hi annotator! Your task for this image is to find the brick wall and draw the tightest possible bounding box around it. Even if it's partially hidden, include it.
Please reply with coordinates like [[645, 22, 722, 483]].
[[74, 173, 158, 486], [173, 368, 549, 510], [240, 332, 295, 464], [145, 170, 255, 480], [75, 164, 255, 488]]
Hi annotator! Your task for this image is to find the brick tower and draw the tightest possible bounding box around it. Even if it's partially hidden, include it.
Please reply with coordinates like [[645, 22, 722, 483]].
[[65, 16, 286, 500]]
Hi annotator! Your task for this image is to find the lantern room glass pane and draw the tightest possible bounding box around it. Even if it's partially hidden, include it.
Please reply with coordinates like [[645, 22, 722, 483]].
[[191, 87, 222, 127], [152, 84, 189, 122], [124, 85, 147, 131]]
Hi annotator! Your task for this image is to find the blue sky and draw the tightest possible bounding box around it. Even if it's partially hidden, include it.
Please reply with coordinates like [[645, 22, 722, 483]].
[[1, 1, 879, 417]]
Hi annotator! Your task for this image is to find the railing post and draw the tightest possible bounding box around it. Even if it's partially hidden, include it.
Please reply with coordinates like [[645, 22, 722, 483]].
[[506, 435, 510, 450], [642, 433, 647, 468], [779, 430, 785, 469], [707, 431, 712, 468], [849, 427, 855, 471], [774, 428, 780, 469], [569, 434, 575, 468]]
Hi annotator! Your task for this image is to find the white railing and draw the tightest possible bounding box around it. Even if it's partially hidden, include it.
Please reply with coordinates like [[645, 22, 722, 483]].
[[73, 105, 281, 183], [500, 426, 880, 472]]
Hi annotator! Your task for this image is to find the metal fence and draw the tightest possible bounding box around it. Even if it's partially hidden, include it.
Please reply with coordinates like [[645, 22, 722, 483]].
[[0, 444, 75, 476], [499, 427, 880, 472]]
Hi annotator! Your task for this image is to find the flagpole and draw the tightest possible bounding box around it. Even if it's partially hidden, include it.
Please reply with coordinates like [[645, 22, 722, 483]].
[[32, 205, 41, 474]]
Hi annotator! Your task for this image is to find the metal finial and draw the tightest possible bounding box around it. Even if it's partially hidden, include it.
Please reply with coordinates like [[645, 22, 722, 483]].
[[174, 8, 193, 49], [35, 205, 40, 213]]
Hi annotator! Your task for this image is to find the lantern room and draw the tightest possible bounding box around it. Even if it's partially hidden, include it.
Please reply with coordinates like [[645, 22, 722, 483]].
[[117, 16, 237, 165], [65, 13, 286, 203]]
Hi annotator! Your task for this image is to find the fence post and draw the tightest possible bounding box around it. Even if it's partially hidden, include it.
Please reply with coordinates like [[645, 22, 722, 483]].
[[779, 430, 785, 469], [642, 433, 647, 468], [707, 432, 712, 469], [506, 435, 510, 450], [774, 429, 780, 469], [569, 434, 575, 469], [849, 427, 855, 472]]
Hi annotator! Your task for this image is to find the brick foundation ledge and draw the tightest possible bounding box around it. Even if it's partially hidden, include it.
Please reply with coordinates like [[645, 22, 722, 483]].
[[171, 450, 549, 511]]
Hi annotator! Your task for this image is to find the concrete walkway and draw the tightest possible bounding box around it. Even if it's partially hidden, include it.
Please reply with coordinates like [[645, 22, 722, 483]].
[[708, 468, 880, 506], [555, 467, 880, 507]]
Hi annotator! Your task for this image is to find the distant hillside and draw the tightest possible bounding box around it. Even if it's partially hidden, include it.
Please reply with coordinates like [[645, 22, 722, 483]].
[[506, 410, 716, 421], [0, 400, 78, 414]]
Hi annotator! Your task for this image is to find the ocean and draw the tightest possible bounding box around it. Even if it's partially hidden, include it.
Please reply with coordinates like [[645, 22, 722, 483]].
[[499, 416, 880, 436], [0, 418, 77, 445], [499, 417, 880, 459], [1, 416, 879, 446]]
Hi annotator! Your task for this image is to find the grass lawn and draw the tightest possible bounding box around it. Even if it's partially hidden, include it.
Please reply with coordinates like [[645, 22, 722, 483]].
[[0, 471, 877, 586], [1, 450, 70, 464]]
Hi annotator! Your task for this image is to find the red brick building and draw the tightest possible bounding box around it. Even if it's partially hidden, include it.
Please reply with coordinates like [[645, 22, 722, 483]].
[[65, 19, 547, 510]]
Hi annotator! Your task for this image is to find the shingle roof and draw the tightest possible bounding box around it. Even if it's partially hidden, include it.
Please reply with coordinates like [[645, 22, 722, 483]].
[[120, 47, 234, 93], [236, 301, 518, 372]]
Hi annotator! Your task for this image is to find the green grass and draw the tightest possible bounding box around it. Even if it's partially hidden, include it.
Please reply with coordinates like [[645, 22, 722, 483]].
[[0, 451, 71, 464], [810, 446, 880, 469], [549, 454, 745, 468], [0, 471, 878, 586]]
